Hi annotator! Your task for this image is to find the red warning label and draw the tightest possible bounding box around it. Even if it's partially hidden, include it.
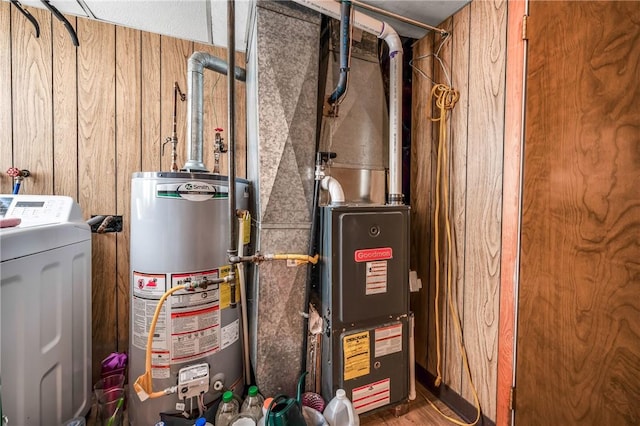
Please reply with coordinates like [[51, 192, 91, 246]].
[[354, 247, 393, 262]]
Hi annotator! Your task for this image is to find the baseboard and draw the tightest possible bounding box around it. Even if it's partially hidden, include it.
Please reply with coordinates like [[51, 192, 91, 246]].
[[416, 364, 496, 426]]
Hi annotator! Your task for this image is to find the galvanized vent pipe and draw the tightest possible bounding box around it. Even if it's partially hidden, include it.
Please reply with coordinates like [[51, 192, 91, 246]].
[[183, 52, 246, 172], [293, 0, 404, 204]]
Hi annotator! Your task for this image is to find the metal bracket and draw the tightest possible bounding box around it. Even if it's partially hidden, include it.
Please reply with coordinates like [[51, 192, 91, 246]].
[[40, 0, 79, 46], [10, 0, 40, 38]]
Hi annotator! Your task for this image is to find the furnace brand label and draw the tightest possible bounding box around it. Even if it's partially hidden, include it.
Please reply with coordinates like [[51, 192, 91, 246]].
[[354, 247, 393, 262], [365, 261, 388, 295], [343, 331, 370, 381], [352, 378, 391, 414]]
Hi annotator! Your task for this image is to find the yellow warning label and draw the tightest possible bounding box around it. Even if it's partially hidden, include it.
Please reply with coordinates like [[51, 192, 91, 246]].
[[343, 331, 370, 381], [242, 213, 252, 245], [219, 265, 241, 309]]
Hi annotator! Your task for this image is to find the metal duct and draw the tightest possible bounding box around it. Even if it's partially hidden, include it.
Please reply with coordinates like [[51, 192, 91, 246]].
[[293, 0, 404, 205], [183, 52, 247, 172]]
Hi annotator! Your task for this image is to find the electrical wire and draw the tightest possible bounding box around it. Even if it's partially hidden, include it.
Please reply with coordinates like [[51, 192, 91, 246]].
[[410, 32, 452, 87], [429, 82, 483, 426], [410, 27, 483, 425]]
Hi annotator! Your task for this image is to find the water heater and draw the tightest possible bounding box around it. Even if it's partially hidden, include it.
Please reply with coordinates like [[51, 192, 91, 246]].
[[129, 172, 249, 425]]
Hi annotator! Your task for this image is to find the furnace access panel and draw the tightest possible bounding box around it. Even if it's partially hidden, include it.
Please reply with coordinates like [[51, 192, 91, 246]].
[[315, 205, 410, 414]]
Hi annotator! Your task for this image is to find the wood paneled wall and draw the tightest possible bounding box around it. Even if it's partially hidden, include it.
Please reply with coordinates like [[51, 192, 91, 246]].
[[0, 2, 247, 382], [516, 2, 640, 424], [410, 0, 507, 421]]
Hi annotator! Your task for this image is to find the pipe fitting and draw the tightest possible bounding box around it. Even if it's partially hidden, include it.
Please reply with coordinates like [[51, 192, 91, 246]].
[[321, 176, 346, 205], [183, 52, 247, 172]]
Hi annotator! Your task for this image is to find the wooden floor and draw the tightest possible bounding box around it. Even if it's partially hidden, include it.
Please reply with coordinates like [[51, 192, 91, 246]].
[[89, 380, 462, 425], [360, 381, 463, 426]]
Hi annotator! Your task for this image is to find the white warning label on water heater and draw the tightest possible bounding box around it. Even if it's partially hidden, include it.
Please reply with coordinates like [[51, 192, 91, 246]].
[[365, 261, 388, 295], [151, 350, 171, 379], [352, 378, 391, 414], [133, 272, 167, 298], [374, 323, 402, 357], [170, 305, 220, 363], [221, 319, 240, 350], [132, 297, 169, 351]]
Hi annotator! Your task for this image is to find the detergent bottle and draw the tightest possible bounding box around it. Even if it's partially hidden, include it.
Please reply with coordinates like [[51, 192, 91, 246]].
[[323, 389, 359, 426]]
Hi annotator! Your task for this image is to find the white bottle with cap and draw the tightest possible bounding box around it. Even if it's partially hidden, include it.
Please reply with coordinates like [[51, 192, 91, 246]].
[[256, 397, 274, 426], [323, 389, 359, 426]]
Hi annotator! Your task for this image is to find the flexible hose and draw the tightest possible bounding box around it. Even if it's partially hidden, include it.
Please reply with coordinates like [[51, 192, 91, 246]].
[[429, 83, 482, 425], [133, 285, 187, 400], [267, 254, 319, 265]]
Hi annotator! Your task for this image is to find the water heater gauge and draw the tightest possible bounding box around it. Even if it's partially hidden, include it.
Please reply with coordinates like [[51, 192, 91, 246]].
[[178, 363, 210, 400]]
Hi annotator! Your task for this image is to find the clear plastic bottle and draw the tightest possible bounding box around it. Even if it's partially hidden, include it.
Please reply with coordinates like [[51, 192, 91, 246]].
[[240, 385, 264, 421], [323, 389, 359, 426], [215, 390, 240, 426]]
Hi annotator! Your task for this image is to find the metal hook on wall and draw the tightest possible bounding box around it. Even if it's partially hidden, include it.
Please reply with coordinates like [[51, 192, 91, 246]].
[[40, 0, 79, 46], [9, 0, 40, 38]]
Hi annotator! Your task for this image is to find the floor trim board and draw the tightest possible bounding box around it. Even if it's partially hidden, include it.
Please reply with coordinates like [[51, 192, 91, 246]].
[[416, 364, 496, 426]]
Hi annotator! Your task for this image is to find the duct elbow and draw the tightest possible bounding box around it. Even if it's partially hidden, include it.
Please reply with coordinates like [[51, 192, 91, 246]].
[[380, 24, 402, 56], [188, 51, 208, 74], [321, 176, 345, 205]]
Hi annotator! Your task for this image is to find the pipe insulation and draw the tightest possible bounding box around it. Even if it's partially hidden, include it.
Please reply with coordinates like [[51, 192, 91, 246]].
[[183, 52, 246, 172], [293, 0, 404, 204]]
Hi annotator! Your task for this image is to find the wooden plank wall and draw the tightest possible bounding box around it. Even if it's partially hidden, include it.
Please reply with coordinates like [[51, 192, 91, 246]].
[[410, 0, 507, 421], [0, 2, 247, 382], [516, 2, 640, 424]]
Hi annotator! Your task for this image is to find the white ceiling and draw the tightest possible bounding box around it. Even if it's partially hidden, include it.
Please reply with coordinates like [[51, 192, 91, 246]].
[[9, 0, 469, 51]]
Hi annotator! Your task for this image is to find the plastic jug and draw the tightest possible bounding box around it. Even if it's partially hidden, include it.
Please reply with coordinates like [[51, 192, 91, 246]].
[[256, 397, 273, 426], [323, 389, 359, 426]]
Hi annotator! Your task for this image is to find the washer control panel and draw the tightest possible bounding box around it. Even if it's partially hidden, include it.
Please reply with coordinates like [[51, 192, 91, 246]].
[[0, 195, 82, 227]]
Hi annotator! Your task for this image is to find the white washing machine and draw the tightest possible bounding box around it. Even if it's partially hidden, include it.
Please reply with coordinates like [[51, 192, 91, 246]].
[[0, 195, 92, 425]]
